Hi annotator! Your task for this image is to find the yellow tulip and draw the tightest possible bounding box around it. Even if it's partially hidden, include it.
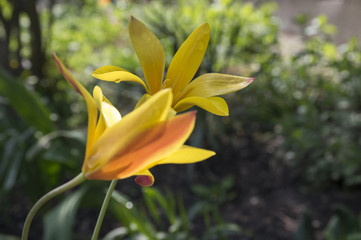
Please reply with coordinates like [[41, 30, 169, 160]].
[[53, 53, 215, 186], [92, 17, 253, 116]]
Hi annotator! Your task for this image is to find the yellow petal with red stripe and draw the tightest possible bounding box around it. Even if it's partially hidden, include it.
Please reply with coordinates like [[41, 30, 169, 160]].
[[83, 89, 172, 175], [53, 53, 97, 158], [85, 110, 196, 180]]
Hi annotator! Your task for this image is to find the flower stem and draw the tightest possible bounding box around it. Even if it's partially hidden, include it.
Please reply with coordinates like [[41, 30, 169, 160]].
[[91, 179, 118, 240], [21, 173, 86, 240]]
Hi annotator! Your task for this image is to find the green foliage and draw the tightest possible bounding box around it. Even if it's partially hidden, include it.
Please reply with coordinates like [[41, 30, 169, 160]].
[[138, 0, 278, 74], [323, 205, 360, 240], [43, 188, 87, 240], [106, 183, 240, 240], [231, 15, 361, 187], [190, 176, 236, 221], [0, 69, 54, 133], [293, 212, 316, 240], [294, 205, 361, 240], [0, 69, 85, 198], [0, 234, 19, 240], [48, 0, 135, 74]]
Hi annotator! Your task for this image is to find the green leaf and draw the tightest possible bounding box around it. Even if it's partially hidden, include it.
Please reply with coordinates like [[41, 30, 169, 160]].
[[110, 190, 157, 239], [143, 188, 162, 224], [0, 68, 54, 133], [0, 233, 20, 240], [0, 128, 33, 191], [347, 233, 361, 240], [102, 227, 128, 240], [43, 187, 87, 240], [293, 212, 316, 240], [202, 222, 241, 240], [143, 188, 176, 225], [323, 204, 359, 240], [26, 130, 85, 162]]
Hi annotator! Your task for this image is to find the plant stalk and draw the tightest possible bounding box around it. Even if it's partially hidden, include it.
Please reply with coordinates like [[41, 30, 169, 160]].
[[91, 179, 118, 240], [21, 173, 86, 240]]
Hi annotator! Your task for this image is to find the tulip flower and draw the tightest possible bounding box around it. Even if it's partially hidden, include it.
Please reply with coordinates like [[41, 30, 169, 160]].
[[92, 17, 253, 116], [53, 53, 215, 186]]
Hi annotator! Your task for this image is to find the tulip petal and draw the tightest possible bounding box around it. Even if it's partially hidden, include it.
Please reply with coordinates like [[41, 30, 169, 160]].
[[93, 86, 121, 127], [134, 93, 151, 109], [129, 17, 165, 94], [164, 23, 210, 95], [85, 110, 197, 180], [135, 94, 177, 119], [174, 96, 229, 116], [53, 53, 98, 158], [94, 113, 106, 140], [134, 169, 154, 186], [83, 89, 173, 174], [181, 73, 254, 99], [92, 65, 148, 92], [156, 145, 215, 165]]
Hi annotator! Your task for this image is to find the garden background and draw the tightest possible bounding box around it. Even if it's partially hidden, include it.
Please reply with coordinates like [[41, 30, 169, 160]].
[[1, 0, 361, 239]]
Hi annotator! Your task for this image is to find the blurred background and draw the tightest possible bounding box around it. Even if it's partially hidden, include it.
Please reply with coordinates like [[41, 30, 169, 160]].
[[1, 0, 361, 239]]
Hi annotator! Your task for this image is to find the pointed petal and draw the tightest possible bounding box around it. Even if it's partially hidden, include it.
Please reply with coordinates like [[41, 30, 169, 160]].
[[174, 96, 229, 116], [52, 53, 98, 158], [135, 93, 177, 119], [129, 17, 165, 94], [94, 113, 106, 140], [164, 23, 210, 95], [134, 169, 154, 186], [157, 145, 215, 165], [181, 73, 254, 99], [134, 93, 152, 109], [85, 110, 197, 180], [92, 65, 148, 92], [83, 89, 173, 175], [93, 86, 121, 127]]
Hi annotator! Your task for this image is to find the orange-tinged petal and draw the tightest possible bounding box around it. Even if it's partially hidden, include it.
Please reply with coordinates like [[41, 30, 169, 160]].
[[156, 145, 215, 165], [53, 53, 98, 158], [181, 73, 254, 99], [129, 17, 165, 94], [85, 111, 197, 180], [92, 65, 148, 92], [174, 96, 229, 116], [164, 23, 210, 95], [83, 89, 173, 174], [134, 169, 154, 186]]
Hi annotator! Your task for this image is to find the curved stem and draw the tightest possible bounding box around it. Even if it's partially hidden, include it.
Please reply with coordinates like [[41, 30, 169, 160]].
[[21, 173, 86, 240], [91, 179, 118, 240]]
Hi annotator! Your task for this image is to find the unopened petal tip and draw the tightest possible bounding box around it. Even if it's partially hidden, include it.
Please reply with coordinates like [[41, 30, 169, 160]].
[[135, 175, 154, 187], [248, 77, 255, 84]]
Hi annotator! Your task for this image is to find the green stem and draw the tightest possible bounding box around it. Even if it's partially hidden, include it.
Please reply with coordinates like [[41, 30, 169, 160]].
[[21, 173, 86, 240], [91, 179, 118, 240]]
